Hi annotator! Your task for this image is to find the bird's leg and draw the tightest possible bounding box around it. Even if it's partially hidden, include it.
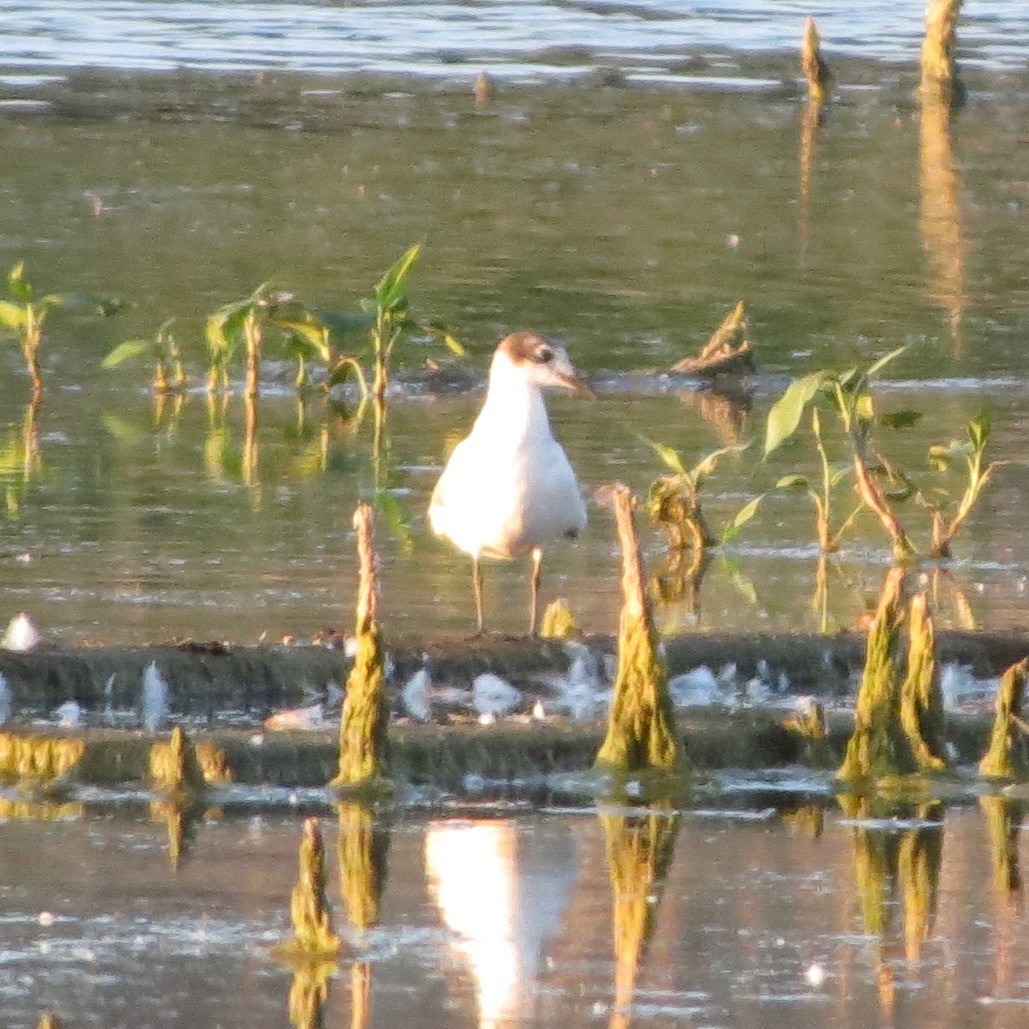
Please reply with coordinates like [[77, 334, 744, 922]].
[[472, 555, 484, 634], [529, 547, 543, 636]]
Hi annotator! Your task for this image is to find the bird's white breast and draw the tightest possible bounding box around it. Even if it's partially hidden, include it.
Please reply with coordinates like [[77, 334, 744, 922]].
[[429, 359, 587, 559]]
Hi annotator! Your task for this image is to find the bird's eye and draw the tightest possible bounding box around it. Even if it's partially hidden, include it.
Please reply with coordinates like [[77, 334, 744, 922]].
[[535, 346, 554, 364]]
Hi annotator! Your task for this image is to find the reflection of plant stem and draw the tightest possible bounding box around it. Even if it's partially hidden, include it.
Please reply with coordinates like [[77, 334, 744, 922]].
[[600, 805, 680, 1025], [919, 92, 965, 355], [337, 802, 389, 935], [243, 391, 259, 488], [897, 804, 943, 963], [349, 961, 372, 1029], [931, 567, 976, 630], [798, 99, 822, 249], [287, 961, 334, 1029], [651, 547, 709, 625], [979, 797, 1024, 911]]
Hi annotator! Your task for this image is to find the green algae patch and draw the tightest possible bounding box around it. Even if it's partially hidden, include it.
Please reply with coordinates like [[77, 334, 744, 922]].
[[595, 485, 686, 778], [979, 658, 1029, 780], [274, 817, 343, 963], [329, 503, 391, 794]]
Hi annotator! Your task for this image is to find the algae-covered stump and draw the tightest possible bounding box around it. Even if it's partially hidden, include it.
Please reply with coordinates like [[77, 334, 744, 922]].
[[921, 0, 963, 100], [148, 725, 208, 794], [838, 573, 952, 785], [899, 593, 948, 772], [837, 570, 917, 784], [539, 598, 578, 640], [331, 503, 390, 790], [0, 732, 84, 787], [595, 485, 685, 776], [979, 658, 1029, 780], [801, 17, 830, 105], [276, 818, 342, 961]]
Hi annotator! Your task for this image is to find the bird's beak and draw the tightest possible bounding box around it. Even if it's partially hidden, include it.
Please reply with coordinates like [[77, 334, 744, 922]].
[[552, 366, 597, 398]]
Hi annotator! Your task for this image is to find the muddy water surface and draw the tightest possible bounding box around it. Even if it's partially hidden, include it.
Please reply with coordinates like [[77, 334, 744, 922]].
[[0, 798, 1025, 1026]]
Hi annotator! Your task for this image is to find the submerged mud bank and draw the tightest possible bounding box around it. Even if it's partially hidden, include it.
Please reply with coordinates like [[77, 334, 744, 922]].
[[0, 631, 1023, 790], [1, 630, 1025, 717], [1, 709, 1003, 791]]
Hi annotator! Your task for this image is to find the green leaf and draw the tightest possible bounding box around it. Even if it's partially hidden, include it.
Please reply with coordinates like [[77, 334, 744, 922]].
[[775, 474, 809, 492], [7, 262, 31, 302], [0, 300, 26, 332], [101, 413, 144, 442], [693, 444, 749, 481], [275, 317, 332, 362], [866, 345, 908, 379], [421, 321, 467, 356], [877, 409, 922, 430], [102, 339, 149, 368], [764, 372, 826, 456], [317, 308, 374, 338], [375, 242, 422, 311], [829, 462, 852, 488], [640, 436, 686, 475], [720, 555, 758, 605], [720, 493, 765, 545], [968, 407, 990, 452], [205, 301, 251, 358]]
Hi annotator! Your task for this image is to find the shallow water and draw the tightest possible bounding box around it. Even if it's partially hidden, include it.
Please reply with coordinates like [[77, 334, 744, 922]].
[[1, 71, 1027, 643], [0, 796, 1025, 1026]]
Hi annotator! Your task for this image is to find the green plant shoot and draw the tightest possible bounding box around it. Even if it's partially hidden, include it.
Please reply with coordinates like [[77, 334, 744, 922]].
[[764, 348, 919, 561], [774, 408, 861, 553], [922, 408, 1008, 558], [104, 318, 188, 393], [644, 438, 764, 559], [0, 262, 123, 400]]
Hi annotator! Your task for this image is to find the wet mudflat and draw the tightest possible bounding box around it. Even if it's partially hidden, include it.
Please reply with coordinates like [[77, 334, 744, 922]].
[[0, 798, 1025, 1027]]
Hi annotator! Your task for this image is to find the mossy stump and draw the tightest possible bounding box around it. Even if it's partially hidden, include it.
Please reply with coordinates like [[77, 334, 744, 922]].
[[595, 485, 685, 777], [899, 593, 948, 772], [275, 817, 342, 962], [670, 301, 753, 377], [837, 570, 920, 785], [920, 0, 963, 100], [148, 725, 207, 795], [783, 700, 832, 768], [330, 503, 391, 792], [539, 598, 578, 639], [979, 658, 1029, 780], [0, 732, 85, 788], [801, 17, 830, 105]]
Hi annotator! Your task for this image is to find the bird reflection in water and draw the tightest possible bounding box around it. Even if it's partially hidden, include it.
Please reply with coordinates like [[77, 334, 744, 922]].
[[424, 819, 577, 1025]]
